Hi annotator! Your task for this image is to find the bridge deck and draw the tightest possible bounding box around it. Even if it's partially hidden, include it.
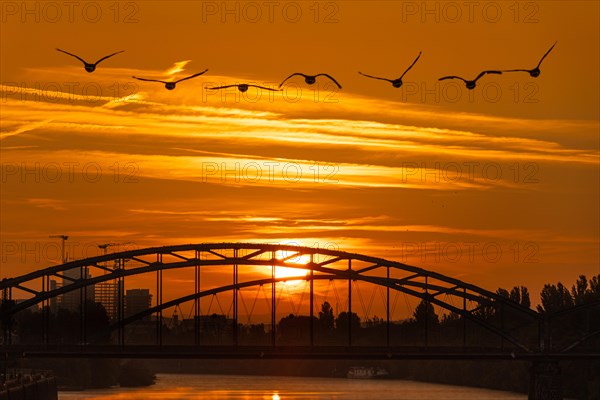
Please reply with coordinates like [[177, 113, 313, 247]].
[[3, 345, 598, 360]]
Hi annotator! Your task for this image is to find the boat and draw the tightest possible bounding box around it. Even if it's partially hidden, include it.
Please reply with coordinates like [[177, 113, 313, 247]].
[[346, 366, 389, 379]]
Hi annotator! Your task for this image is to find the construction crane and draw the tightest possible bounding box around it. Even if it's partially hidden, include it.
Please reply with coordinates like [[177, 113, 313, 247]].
[[49, 235, 69, 264], [97, 242, 132, 255], [98, 243, 118, 255], [98, 242, 133, 271]]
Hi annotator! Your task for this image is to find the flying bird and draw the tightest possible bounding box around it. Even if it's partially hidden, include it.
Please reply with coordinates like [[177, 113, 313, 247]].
[[56, 48, 124, 73], [358, 51, 422, 88], [438, 70, 502, 90], [207, 84, 281, 93], [279, 73, 342, 89], [132, 70, 209, 90], [503, 41, 557, 77]]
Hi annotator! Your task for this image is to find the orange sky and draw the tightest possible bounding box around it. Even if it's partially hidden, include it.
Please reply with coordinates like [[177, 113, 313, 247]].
[[1, 1, 599, 315]]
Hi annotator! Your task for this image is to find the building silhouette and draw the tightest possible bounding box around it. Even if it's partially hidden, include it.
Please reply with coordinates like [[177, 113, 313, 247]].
[[49, 279, 58, 313], [95, 281, 123, 320], [94, 258, 123, 320], [60, 267, 94, 312], [125, 289, 152, 320]]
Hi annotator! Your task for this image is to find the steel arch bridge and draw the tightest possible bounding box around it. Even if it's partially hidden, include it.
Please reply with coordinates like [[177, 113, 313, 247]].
[[1, 243, 598, 360]]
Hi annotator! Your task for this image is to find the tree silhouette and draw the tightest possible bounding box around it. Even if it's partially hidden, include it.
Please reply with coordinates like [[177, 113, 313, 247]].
[[571, 275, 600, 305], [537, 282, 574, 313], [511, 286, 531, 308], [335, 311, 360, 333], [85, 300, 111, 343], [0, 299, 16, 341], [497, 286, 531, 308], [496, 288, 510, 299], [278, 314, 316, 345], [589, 275, 600, 297], [413, 299, 439, 325], [318, 301, 334, 332]]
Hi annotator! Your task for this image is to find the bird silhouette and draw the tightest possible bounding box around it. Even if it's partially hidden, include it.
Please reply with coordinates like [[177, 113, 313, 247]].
[[279, 73, 342, 89], [438, 70, 502, 90], [56, 48, 124, 73], [503, 42, 557, 77], [358, 51, 422, 88], [132, 70, 208, 90], [208, 84, 281, 93]]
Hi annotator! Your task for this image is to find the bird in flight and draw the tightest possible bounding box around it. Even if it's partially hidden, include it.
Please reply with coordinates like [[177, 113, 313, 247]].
[[132, 70, 209, 90], [279, 73, 342, 89], [358, 51, 422, 88], [503, 41, 557, 77], [207, 84, 281, 93], [438, 70, 502, 90], [56, 48, 124, 73]]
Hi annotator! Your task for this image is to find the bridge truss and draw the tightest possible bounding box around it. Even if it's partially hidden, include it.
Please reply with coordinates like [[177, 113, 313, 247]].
[[1, 243, 597, 359]]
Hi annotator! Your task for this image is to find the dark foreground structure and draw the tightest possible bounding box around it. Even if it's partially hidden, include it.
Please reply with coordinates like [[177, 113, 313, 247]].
[[0, 371, 58, 400], [1, 243, 598, 400]]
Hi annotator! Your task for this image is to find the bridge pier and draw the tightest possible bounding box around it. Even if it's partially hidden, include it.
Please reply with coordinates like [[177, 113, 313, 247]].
[[529, 360, 562, 400]]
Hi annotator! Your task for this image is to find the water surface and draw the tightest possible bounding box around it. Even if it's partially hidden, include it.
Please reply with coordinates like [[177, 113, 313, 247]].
[[59, 373, 527, 399]]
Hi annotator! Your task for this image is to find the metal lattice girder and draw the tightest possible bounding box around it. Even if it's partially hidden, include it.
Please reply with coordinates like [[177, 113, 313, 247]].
[[552, 299, 600, 352], [1, 242, 545, 350]]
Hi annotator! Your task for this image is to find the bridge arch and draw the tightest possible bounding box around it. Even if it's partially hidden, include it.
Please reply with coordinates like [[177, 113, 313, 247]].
[[1, 243, 541, 350]]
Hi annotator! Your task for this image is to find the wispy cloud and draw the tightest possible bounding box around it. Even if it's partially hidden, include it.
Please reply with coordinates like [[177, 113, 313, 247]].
[[165, 60, 192, 76], [25, 198, 68, 211], [1, 63, 598, 296]]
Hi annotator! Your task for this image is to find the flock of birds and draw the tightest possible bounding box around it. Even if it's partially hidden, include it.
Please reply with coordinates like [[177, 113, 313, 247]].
[[55, 42, 556, 93]]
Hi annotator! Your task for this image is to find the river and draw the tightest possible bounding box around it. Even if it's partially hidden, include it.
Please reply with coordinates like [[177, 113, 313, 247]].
[[58, 374, 527, 399]]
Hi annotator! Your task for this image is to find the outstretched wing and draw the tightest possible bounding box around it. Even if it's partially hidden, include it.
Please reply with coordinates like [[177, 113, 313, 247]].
[[278, 73, 305, 87], [207, 85, 238, 90], [358, 71, 392, 82], [132, 76, 167, 84], [475, 70, 502, 81], [537, 41, 557, 68], [94, 50, 125, 65], [316, 73, 342, 89], [249, 85, 281, 91], [439, 76, 465, 82], [175, 69, 209, 83], [56, 48, 88, 65], [400, 51, 422, 78]]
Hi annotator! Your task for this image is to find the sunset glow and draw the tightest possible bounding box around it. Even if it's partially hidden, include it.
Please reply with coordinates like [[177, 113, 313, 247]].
[[1, 1, 598, 309], [1, 2, 599, 397]]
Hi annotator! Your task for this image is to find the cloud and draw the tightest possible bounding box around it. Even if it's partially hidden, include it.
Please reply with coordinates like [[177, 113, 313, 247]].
[[24, 198, 68, 211], [165, 60, 192, 76], [1, 61, 598, 302]]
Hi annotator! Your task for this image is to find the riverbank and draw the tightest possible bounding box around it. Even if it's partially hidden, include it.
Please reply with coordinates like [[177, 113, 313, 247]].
[[1, 372, 58, 400], [15, 359, 156, 391]]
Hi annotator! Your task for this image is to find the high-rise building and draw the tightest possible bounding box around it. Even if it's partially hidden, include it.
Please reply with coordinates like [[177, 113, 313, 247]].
[[125, 289, 152, 320], [60, 267, 94, 312], [94, 258, 123, 320], [95, 280, 123, 320], [49, 279, 58, 313]]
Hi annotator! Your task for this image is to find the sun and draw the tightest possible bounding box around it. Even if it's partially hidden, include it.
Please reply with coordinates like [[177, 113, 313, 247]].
[[271, 252, 310, 285], [274, 266, 308, 280]]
